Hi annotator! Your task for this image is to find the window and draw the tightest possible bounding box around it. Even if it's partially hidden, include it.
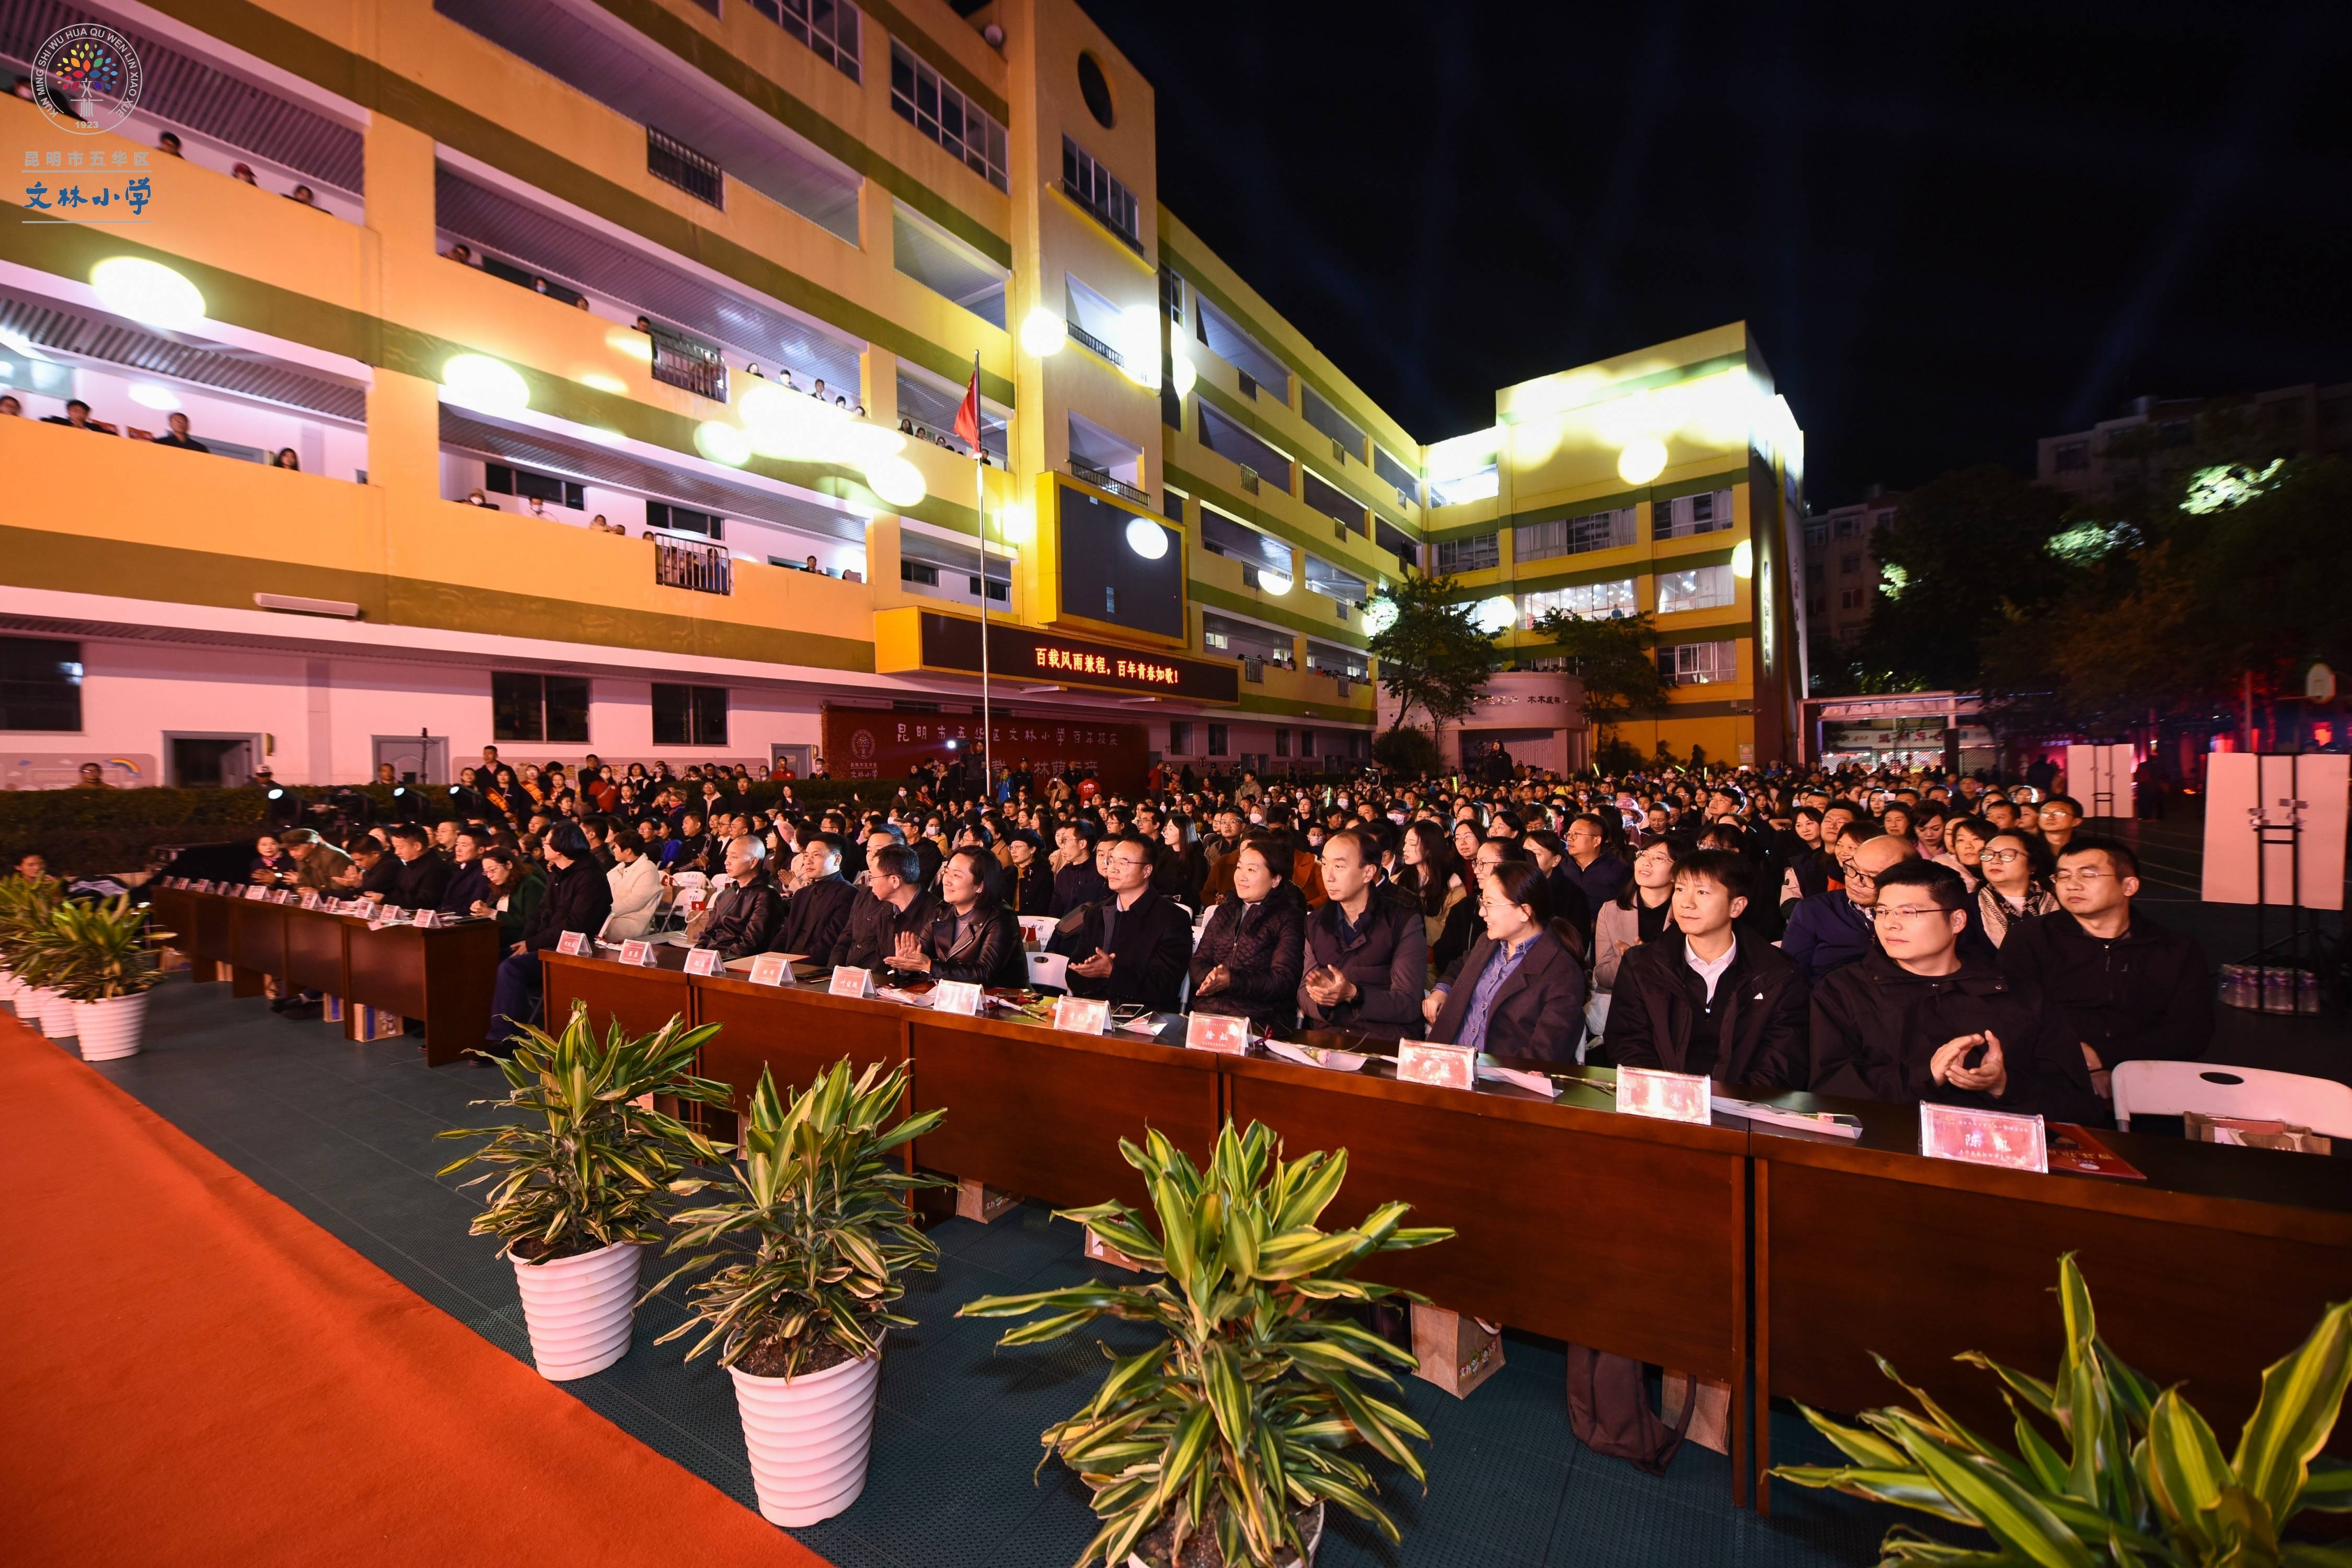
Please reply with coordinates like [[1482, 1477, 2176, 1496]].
[[1193, 294, 1292, 399], [1833, 513, 1858, 538], [1840, 587, 1864, 610], [1515, 508, 1633, 563], [1062, 135, 1139, 251], [751, 0, 859, 81], [890, 42, 1008, 192], [1657, 565, 1735, 613], [900, 559, 940, 586], [1433, 532, 1500, 574], [1301, 386, 1365, 462], [0, 635, 82, 731], [647, 125, 723, 209], [1374, 444, 1420, 508], [1196, 401, 1292, 492], [1426, 463, 1498, 508], [1657, 640, 1739, 686], [1158, 264, 1184, 325], [1162, 486, 1186, 524], [486, 464, 585, 512], [1871, 511, 1896, 532], [1653, 489, 1734, 540], [491, 673, 590, 744], [1305, 640, 1368, 680], [653, 683, 729, 746], [1519, 578, 1634, 628], [1301, 469, 1363, 535], [648, 502, 724, 539], [1840, 552, 1862, 575], [1168, 720, 1192, 755], [1274, 728, 1290, 757], [1300, 730, 1316, 758], [1803, 518, 1828, 547], [1207, 723, 1229, 757], [965, 573, 1010, 603], [1806, 560, 1824, 584]]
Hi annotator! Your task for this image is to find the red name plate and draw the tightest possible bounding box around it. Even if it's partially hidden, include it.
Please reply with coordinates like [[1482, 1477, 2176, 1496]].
[[1616, 1065, 1711, 1124], [747, 953, 793, 987], [830, 965, 874, 998], [932, 980, 984, 1016], [1052, 996, 1109, 1035], [555, 930, 590, 956], [618, 940, 657, 967], [1184, 1013, 1250, 1054], [682, 947, 721, 976], [1396, 1039, 1477, 1090], [244, 884, 269, 901], [412, 908, 440, 928], [1920, 1102, 2047, 1173]]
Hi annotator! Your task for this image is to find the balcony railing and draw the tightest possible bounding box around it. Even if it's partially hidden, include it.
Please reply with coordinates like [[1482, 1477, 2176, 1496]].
[[648, 325, 728, 402], [654, 538, 733, 595], [1068, 459, 1150, 507], [648, 125, 724, 209], [1066, 319, 1123, 367]]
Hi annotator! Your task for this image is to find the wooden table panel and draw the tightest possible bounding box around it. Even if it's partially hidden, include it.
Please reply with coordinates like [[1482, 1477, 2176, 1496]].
[[693, 979, 907, 1112], [284, 912, 348, 998], [541, 949, 696, 1043], [226, 898, 285, 996]]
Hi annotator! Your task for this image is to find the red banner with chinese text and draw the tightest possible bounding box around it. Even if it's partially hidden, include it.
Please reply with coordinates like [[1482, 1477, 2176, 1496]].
[[821, 707, 1149, 796]]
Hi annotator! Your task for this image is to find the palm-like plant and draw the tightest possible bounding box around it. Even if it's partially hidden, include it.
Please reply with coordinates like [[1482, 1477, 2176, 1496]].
[[0, 877, 60, 975], [39, 895, 170, 1000], [959, 1122, 1454, 1568], [651, 1058, 948, 1378], [1773, 1254, 2352, 1567], [435, 1002, 735, 1260]]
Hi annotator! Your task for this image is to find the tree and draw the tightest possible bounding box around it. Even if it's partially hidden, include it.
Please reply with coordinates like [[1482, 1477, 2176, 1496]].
[[1852, 466, 2075, 693], [1534, 609, 1672, 755], [1366, 569, 1503, 756]]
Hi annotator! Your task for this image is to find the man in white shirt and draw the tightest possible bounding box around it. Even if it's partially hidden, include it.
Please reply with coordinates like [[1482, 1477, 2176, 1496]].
[[600, 836, 663, 942]]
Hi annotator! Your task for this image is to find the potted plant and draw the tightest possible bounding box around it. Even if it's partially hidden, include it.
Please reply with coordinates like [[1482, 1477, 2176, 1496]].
[[0, 878, 60, 1022], [649, 1058, 948, 1527], [44, 895, 172, 1059], [436, 1002, 734, 1381], [960, 1123, 1454, 1568], [1774, 1253, 2352, 1567]]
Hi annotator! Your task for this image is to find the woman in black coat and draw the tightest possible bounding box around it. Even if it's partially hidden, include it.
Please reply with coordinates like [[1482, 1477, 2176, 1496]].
[[892, 846, 1025, 988], [1422, 860, 1587, 1064], [1154, 815, 1211, 909], [1002, 831, 1053, 916], [1187, 838, 1306, 1032]]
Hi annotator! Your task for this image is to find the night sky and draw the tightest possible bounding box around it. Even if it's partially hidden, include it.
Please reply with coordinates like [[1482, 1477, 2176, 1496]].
[[1085, 1, 2352, 508]]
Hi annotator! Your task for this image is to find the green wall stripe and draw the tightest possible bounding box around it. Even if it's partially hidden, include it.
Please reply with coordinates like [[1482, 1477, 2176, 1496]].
[[1189, 381, 1410, 535], [1508, 618, 1757, 660], [143, 0, 1014, 399], [1419, 464, 1754, 545], [1187, 580, 1369, 652]]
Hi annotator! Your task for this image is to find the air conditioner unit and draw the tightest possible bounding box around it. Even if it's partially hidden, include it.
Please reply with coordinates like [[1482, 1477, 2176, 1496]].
[[1238, 466, 1260, 495], [1332, 437, 1345, 463]]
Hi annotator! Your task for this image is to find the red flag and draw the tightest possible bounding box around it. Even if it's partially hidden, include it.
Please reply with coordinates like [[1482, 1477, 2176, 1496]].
[[953, 354, 982, 451]]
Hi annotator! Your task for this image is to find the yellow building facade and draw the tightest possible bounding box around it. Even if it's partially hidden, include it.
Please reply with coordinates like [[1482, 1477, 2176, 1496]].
[[0, 0, 1803, 784]]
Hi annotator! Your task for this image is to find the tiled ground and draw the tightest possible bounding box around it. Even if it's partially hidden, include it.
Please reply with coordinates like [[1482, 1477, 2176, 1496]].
[[55, 977, 1943, 1567]]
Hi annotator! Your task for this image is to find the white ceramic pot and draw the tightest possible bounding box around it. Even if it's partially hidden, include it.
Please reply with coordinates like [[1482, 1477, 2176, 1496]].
[[0, 966, 18, 1002], [1123, 1501, 1325, 1568], [8, 978, 38, 1018], [730, 1339, 886, 1527], [74, 993, 148, 1061], [511, 1239, 641, 1381], [35, 987, 77, 1038]]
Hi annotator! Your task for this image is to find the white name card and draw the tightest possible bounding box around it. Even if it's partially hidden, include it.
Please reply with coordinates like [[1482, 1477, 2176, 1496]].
[[682, 947, 722, 976], [1920, 1102, 2048, 1174], [618, 939, 658, 967], [299, 892, 322, 910], [556, 930, 590, 956], [932, 980, 984, 1016], [1616, 1065, 1712, 1124], [1052, 996, 1110, 1035], [747, 953, 793, 987], [830, 965, 874, 998], [342, 898, 370, 917], [412, 908, 440, 928], [1184, 1013, 1250, 1055], [245, 883, 269, 901], [1395, 1039, 1477, 1091]]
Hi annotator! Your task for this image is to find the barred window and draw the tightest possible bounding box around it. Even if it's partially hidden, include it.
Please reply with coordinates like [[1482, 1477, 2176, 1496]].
[[890, 42, 1008, 192]]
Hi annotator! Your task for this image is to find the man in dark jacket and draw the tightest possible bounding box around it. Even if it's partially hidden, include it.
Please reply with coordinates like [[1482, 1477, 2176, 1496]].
[[694, 835, 782, 961], [1783, 831, 1908, 984], [1808, 859, 2102, 1123], [1297, 829, 1427, 1040], [487, 823, 613, 1053], [1047, 820, 1108, 917], [378, 824, 449, 910], [437, 826, 492, 916], [1048, 832, 1193, 1012], [831, 841, 938, 972], [1999, 837, 2212, 1099], [1606, 849, 1807, 1086], [771, 834, 857, 959], [1189, 837, 1307, 1032]]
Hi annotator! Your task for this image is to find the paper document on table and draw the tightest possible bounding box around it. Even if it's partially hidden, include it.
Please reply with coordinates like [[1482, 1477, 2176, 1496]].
[[1265, 1040, 1369, 1072], [1714, 1097, 1864, 1138], [1474, 1063, 1559, 1099]]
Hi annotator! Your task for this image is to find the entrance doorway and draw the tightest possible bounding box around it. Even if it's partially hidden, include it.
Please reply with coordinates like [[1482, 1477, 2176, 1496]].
[[769, 743, 814, 779], [372, 734, 449, 786], [166, 733, 261, 788]]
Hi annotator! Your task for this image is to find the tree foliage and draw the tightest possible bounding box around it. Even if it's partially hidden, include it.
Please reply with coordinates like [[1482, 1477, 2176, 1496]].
[[1532, 609, 1671, 745], [1366, 569, 1503, 746]]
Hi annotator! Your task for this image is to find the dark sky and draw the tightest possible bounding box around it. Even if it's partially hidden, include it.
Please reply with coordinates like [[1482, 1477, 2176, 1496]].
[[1085, 0, 2352, 508]]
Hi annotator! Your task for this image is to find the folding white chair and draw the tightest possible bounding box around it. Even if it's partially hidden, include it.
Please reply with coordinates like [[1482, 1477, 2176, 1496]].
[[2110, 1060, 2352, 1138], [1025, 951, 1070, 992]]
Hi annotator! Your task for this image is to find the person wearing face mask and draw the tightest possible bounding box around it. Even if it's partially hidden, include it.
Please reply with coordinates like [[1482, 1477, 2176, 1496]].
[[1047, 831, 1194, 1012], [892, 846, 1024, 987], [1189, 837, 1308, 1032], [1420, 860, 1587, 1063]]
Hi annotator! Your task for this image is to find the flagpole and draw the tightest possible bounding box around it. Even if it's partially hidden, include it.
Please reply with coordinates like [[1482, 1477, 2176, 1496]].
[[970, 351, 993, 802]]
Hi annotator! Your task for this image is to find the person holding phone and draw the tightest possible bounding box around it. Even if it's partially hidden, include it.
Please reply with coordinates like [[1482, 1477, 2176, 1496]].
[[1046, 831, 1192, 1012], [1297, 829, 1426, 1041]]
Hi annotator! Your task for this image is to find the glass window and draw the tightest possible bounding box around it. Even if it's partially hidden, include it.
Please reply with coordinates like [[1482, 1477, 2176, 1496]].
[[0, 635, 81, 731], [1207, 723, 1228, 756], [1519, 579, 1634, 628], [1657, 640, 1739, 686], [1432, 533, 1499, 574], [1516, 509, 1631, 563], [1061, 135, 1139, 249], [653, 683, 729, 746], [1168, 720, 1191, 755], [1657, 565, 1735, 614], [491, 674, 590, 745], [890, 42, 1007, 192], [751, 0, 860, 81], [1274, 728, 1290, 757], [1654, 490, 1735, 540]]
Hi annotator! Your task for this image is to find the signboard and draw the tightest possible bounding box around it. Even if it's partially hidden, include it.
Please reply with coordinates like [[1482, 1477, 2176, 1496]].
[[682, 947, 722, 976], [822, 706, 1151, 798], [556, 931, 590, 956], [747, 953, 793, 986], [1396, 1039, 1477, 1091], [1616, 1065, 1711, 1124], [618, 939, 657, 967], [1184, 1013, 1250, 1054], [829, 965, 874, 998], [1052, 996, 1109, 1035], [905, 611, 1240, 705], [932, 980, 984, 1016], [1919, 1103, 2048, 1173]]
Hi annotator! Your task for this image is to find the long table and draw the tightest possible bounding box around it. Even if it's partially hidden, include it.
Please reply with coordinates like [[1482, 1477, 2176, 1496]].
[[151, 886, 500, 1066]]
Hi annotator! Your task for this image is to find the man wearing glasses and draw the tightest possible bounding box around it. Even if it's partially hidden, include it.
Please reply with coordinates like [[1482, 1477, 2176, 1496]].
[[1047, 831, 1192, 1013], [1808, 859, 2101, 1121], [1998, 837, 2211, 1100], [1782, 829, 1909, 985]]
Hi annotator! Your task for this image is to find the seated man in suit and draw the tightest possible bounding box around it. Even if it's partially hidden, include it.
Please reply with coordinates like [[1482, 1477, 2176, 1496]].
[[1047, 831, 1193, 1013], [831, 842, 937, 973], [374, 823, 448, 909], [691, 835, 782, 961], [770, 833, 857, 960], [1299, 829, 1427, 1041], [437, 825, 492, 916]]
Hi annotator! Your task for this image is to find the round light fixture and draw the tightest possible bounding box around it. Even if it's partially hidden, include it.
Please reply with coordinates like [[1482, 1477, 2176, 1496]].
[[866, 455, 927, 509], [1616, 436, 1669, 486], [1119, 305, 1161, 388], [1171, 350, 1197, 397], [1019, 306, 1068, 359], [1360, 597, 1398, 637], [128, 381, 181, 412], [694, 420, 752, 466], [1125, 516, 1168, 560], [1259, 570, 1293, 597], [736, 381, 796, 430], [1731, 539, 1755, 580], [90, 257, 206, 331], [995, 503, 1033, 545], [834, 421, 908, 466], [1474, 595, 1519, 635], [440, 353, 531, 416]]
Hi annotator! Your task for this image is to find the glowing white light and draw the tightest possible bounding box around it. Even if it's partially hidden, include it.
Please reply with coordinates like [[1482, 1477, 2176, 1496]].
[[128, 381, 181, 412], [695, 420, 751, 466], [834, 421, 908, 465], [866, 455, 926, 509], [737, 382, 797, 430], [995, 502, 1033, 545], [1259, 571, 1293, 597], [1125, 516, 1168, 559], [1019, 307, 1068, 358], [1119, 304, 1161, 388], [440, 353, 531, 416], [1731, 539, 1754, 579], [1474, 595, 1518, 635], [90, 257, 206, 331], [1360, 597, 1399, 637], [1171, 350, 1197, 397], [0, 327, 47, 362], [1617, 437, 1669, 485]]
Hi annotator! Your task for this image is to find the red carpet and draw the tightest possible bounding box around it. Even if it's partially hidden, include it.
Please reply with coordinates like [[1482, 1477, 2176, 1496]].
[[0, 1014, 831, 1565]]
